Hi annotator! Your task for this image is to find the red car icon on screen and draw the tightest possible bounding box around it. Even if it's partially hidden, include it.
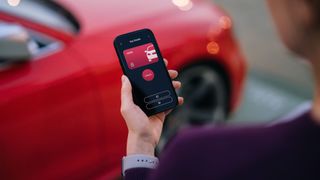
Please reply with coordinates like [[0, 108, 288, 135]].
[[145, 45, 158, 62]]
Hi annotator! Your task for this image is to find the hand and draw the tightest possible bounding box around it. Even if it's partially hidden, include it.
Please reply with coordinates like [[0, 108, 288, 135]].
[[121, 59, 184, 156]]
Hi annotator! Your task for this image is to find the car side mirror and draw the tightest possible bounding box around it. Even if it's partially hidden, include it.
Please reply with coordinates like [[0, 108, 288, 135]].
[[0, 23, 38, 62]]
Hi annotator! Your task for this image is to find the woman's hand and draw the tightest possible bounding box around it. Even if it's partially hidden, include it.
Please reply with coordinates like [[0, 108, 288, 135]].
[[121, 59, 184, 156]]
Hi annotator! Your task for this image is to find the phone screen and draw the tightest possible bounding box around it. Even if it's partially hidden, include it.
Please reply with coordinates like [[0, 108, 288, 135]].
[[114, 29, 178, 116], [123, 43, 159, 70]]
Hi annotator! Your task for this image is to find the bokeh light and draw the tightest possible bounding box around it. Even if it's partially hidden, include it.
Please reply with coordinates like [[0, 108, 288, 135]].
[[7, 0, 21, 7], [207, 41, 220, 54], [219, 16, 232, 30], [172, 0, 193, 11]]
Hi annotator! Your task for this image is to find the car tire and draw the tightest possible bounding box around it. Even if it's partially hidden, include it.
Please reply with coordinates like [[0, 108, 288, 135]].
[[157, 64, 228, 152]]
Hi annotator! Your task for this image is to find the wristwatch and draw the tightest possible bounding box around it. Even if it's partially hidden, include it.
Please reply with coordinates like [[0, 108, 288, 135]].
[[122, 154, 159, 176]]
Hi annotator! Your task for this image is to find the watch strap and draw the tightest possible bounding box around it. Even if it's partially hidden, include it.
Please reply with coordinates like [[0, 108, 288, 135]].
[[122, 154, 159, 176]]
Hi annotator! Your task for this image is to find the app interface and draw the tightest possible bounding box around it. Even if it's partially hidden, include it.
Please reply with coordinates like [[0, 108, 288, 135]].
[[123, 43, 159, 70], [121, 42, 176, 113]]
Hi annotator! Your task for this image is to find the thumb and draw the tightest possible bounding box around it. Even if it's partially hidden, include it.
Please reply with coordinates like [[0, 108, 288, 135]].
[[121, 75, 134, 109]]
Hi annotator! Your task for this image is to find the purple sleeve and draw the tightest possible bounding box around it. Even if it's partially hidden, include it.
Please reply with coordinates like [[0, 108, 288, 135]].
[[123, 126, 268, 180], [124, 168, 152, 180], [122, 112, 314, 180], [123, 132, 193, 180]]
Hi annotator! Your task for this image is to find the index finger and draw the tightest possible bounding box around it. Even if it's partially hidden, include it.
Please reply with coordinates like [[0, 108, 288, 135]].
[[121, 75, 134, 109]]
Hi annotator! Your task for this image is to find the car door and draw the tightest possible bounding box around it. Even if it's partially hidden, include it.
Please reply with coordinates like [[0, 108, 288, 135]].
[[0, 2, 106, 179]]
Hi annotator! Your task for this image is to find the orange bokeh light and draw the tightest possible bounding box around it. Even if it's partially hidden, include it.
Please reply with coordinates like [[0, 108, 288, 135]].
[[207, 41, 220, 55], [219, 16, 232, 30]]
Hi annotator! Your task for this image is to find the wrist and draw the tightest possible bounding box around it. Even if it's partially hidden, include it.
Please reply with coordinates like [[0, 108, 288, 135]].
[[126, 132, 156, 156], [122, 154, 159, 176]]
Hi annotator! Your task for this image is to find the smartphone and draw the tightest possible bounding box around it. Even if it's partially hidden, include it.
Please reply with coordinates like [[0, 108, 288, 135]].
[[114, 29, 178, 116]]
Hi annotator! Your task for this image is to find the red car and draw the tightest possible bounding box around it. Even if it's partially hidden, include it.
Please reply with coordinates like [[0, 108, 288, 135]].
[[0, 0, 246, 179]]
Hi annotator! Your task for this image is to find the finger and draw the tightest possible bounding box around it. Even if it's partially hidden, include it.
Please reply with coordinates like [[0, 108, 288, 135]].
[[168, 70, 178, 79], [173, 81, 181, 89], [178, 97, 184, 105], [121, 75, 134, 110], [164, 59, 168, 67], [165, 109, 172, 116], [152, 112, 166, 122], [165, 97, 184, 115]]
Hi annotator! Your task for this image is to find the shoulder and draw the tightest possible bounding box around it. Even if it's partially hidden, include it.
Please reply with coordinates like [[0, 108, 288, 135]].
[[150, 114, 313, 179], [161, 122, 295, 167], [151, 125, 283, 179], [173, 108, 312, 148], [169, 123, 288, 153]]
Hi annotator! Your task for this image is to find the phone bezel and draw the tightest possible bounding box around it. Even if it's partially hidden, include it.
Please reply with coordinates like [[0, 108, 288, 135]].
[[114, 28, 178, 116]]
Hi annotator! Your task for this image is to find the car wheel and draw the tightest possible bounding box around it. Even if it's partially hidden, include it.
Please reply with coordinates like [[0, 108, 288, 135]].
[[157, 64, 228, 152]]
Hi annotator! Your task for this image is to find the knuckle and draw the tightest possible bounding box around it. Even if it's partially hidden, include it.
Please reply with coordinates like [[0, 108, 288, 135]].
[[120, 105, 133, 114]]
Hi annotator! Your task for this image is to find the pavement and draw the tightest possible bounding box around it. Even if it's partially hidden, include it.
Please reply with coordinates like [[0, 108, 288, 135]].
[[212, 0, 313, 123]]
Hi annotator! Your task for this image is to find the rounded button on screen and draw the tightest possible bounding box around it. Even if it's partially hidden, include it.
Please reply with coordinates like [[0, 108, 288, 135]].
[[142, 69, 155, 81]]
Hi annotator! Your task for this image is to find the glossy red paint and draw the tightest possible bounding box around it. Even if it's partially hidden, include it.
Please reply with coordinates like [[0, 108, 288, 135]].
[[0, 0, 246, 179], [0, 11, 74, 43]]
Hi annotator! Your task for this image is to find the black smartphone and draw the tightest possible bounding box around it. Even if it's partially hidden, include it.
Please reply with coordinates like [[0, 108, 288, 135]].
[[114, 29, 178, 116]]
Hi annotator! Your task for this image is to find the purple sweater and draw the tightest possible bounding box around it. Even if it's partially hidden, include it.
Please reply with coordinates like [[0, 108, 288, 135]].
[[125, 111, 320, 180]]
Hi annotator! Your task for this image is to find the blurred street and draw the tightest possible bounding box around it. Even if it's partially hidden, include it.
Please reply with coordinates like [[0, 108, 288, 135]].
[[213, 0, 313, 123]]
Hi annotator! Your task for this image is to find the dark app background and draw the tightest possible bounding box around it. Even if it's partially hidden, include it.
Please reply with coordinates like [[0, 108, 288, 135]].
[[114, 29, 178, 116]]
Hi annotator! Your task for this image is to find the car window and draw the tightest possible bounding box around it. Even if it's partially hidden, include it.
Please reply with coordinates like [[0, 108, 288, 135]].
[[0, 0, 80, 34]]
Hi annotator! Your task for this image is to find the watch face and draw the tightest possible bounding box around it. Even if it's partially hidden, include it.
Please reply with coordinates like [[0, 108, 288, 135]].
[[123, 43, 159, 70]]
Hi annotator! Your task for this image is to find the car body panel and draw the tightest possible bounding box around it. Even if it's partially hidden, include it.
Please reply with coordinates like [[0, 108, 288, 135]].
[[0, 11, 74, 43], [0, 49, 110, 179], [0, 0, 246, 179]]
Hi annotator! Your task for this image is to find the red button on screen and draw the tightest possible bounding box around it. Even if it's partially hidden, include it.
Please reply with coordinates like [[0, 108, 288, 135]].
[[142, 69, 155, 81]]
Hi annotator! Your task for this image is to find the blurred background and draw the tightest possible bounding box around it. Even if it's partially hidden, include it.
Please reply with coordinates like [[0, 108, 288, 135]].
[[214, 0, 313, 124], [0, 0, 316, 179], [0, 0, 314, 123]]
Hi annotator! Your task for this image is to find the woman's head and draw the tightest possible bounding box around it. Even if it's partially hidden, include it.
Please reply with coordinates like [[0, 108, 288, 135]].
[[267, 0, 320, 59]]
